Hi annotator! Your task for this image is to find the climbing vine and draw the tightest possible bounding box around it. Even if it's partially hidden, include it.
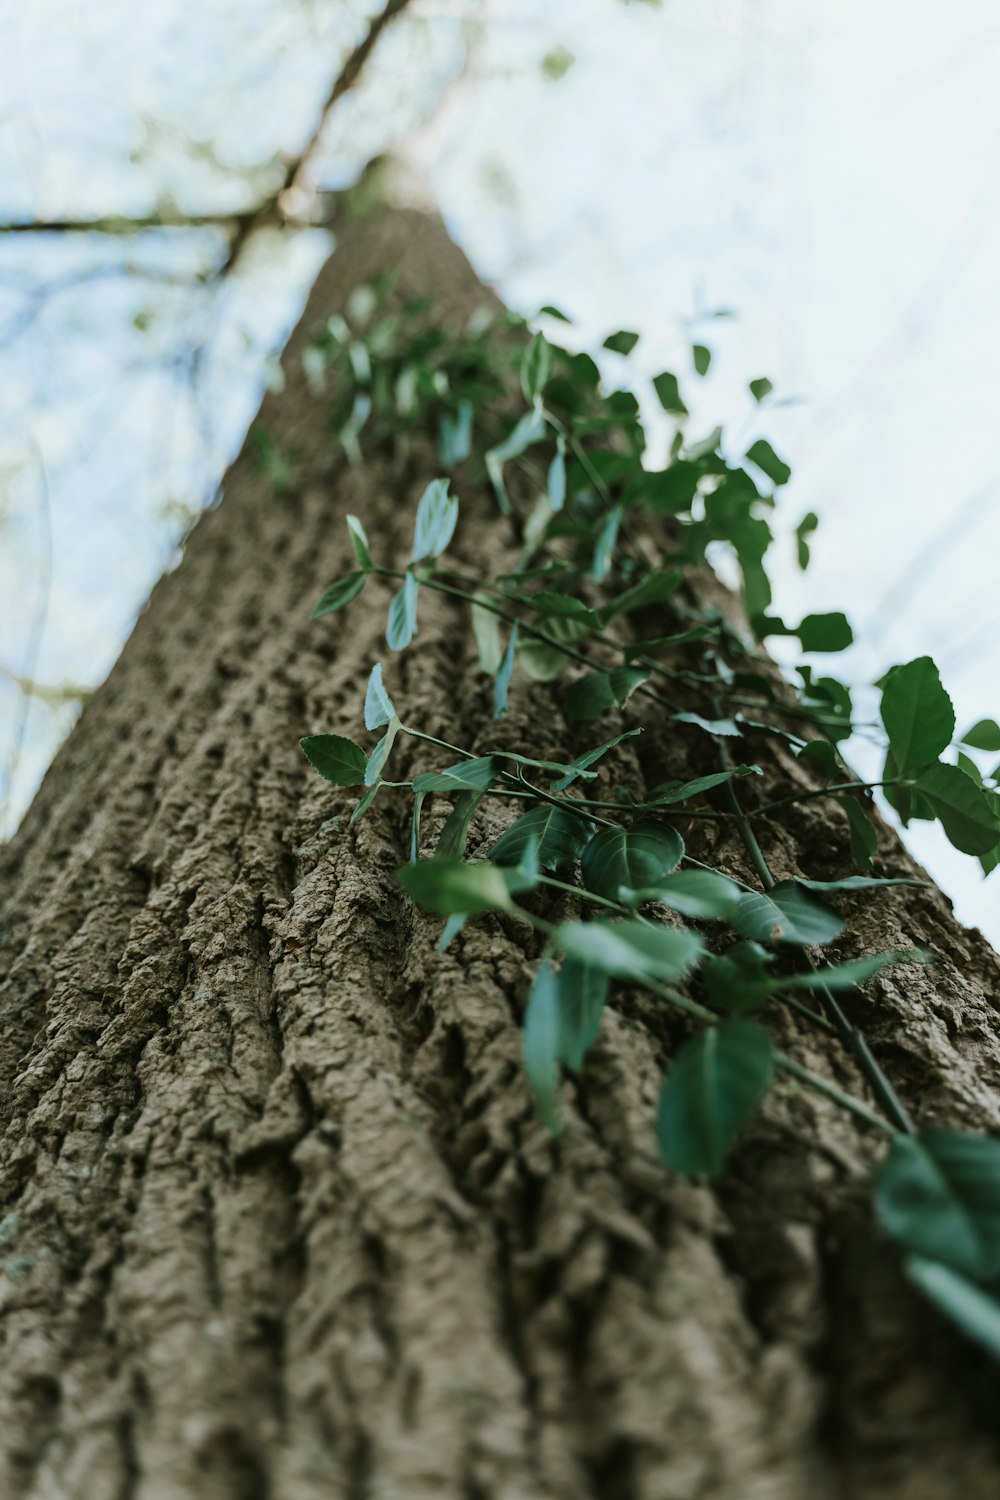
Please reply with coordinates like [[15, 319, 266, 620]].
[[298, 276, 1000, 1363]]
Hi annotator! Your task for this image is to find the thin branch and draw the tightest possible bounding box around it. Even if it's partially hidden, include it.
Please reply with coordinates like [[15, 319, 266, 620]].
[[0, 0, 414, 256]]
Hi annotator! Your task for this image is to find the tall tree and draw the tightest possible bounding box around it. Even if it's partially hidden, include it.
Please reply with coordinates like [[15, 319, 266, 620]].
[[2, 189, 1000, 1500]]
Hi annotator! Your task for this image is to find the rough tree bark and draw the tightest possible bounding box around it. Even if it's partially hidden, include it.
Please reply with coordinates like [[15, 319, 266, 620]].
[[2, 192, 1000, 1500]]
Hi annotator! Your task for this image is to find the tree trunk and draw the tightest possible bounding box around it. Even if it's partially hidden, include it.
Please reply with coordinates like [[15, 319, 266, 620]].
[[2, 194, 1000, 1500]]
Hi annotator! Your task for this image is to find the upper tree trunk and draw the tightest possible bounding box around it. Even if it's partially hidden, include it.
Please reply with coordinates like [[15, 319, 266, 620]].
[[2, 194, 1000, 1500]]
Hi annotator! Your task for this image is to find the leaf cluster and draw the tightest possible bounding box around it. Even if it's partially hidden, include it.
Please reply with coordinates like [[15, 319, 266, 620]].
[[297, 285, 1000, 1363]]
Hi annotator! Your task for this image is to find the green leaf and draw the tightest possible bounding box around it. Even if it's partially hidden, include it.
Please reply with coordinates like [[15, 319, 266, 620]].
[[623, 462, 699, 515], [606, 665, 650, 704], [957, 750, 983, 785], [491, 805, 594, 871], [386, 572, 419, 651], [486, 407, 547, 512], [397, 858, 514, 917], [775, 948, 929, 992], [875, 1132, 1000, 1282], [702, 943, 775, 1013], [882, 751, 935, 826], [550, 728, 643, 791], [437, 913, 467, 952], [521, 332, 554, 402], [797, 612, 853, 653], [523, 961, 563, 1133], [411, 478, 458, 561], [530, 593, 599, 624], [539, 303, 571, 323], [603, 329, 640, 355], [745, 438, 791, 486], [350, 781, 381, 825], [798, 671, 854, 742], [471, 594, 503, 675], [625, 628, 712, 661], [748, 377, 773, 403], [498, 752, 592, 781], [625, 869, 741, 919], [794, 874, 927, 893], [960, 719, 1000, 752], [504, 835, 542, 895], [346, 514, 375, 571], [581, 820, 684, 902], [591, 505, 621, 583], [672, 712, 742, 737], [599, 569, 681, 621], [903, 1255, 1000, 1363], [844, 798, 877, 870], [300, 734, 368, 786], [412, 756, 500, 795], [365, 720, 399, 786], [692, 344, 711, 376], [796, 740, 838, 778], [494, 623, 518, 717], [915, 762, 1000, 855], [564, 667, 649, 721], [547, 446, 566, 511], [880, 656, 955, 774], [555, 918, 704, 982], [649, 768, 758, 805], [410, 789, 426, 860], [364, 663, 396, 729], [731, 880, 844, 946], [563, 673, 614, 722], [795, 511, 818, 570], [439, 400, 473, 467], [435, 789, 488, 858], [555, 958, 608, 1073], [656, 1020, 775, 1177], [518, 613, 591, 682], [652, 371, 688, 416], [312, 572, 366, 617]]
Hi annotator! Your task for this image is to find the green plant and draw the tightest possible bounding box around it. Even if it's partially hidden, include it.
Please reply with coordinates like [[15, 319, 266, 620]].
[[300, 280, 1000, 1361]]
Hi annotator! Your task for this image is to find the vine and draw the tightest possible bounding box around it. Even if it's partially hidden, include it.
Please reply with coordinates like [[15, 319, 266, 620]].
[[299, 278, 1000, 1363]]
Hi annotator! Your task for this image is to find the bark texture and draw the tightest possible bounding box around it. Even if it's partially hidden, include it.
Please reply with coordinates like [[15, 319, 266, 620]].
[[3, 196, 1000, 1500]]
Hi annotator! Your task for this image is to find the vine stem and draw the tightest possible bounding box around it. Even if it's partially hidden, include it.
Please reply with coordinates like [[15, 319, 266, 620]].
[[536, 872, 834, 1034], [712, 696, 776, 891], [751, 778, 905, 818], [428, 565, 716, 689], [515, 902, 890, 1135], [716, 700, 915, 1137], [770, 1053, 894, 1135], [400, 724, 730, 823], [513, 769, 619, 828], [537, 873, 621, 912], [400, 582, 904, 1118], [384, 530, 914, 1138], [403, 725, 476, 759], [541, 405, 658, 573]]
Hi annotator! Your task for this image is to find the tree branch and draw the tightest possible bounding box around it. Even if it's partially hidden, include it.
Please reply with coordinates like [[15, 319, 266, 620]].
[[0, 0, 414, 257]]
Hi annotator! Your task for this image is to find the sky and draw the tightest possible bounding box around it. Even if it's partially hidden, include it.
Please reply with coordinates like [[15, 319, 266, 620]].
[[2, 0, 1000, 939]]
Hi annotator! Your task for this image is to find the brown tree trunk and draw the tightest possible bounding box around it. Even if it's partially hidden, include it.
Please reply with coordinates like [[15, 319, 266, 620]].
[[2, 193, 1000, 1500]]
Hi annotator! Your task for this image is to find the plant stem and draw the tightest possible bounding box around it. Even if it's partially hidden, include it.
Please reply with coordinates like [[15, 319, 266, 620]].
[[403, 725, 476, 759], [537, 873, 621, 912], [751, 778, 903, 818], [714, 701, 912, 1131], [799, 959, 915, 1134], [514, 769, 619, 828], [712, 696, 776, 890], [771, 1053, 895, 1135]]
